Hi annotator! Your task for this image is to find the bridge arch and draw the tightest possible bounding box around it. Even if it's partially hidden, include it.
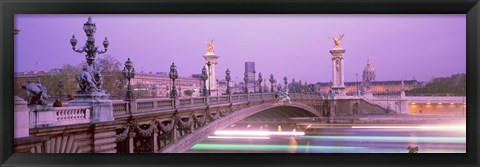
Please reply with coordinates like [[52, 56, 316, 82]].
[[160, 101, 322, 153]]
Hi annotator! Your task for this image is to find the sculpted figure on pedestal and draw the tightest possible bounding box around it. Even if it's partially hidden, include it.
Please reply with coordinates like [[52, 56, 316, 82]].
[[22, 81, 50, 105], [77, 65, 99, 92], [333, 34, 344, 48], [206, 39, 214, 53]]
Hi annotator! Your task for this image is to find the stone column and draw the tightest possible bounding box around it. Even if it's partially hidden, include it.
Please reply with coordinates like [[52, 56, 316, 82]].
[[398, 80, 408, 114], [330, 48, 346, 96], [204, 52, 219, 96], [14, 96, 29, 138]]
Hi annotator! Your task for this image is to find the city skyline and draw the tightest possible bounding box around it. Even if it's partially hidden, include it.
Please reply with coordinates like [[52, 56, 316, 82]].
[[15, 14, 466, 83]]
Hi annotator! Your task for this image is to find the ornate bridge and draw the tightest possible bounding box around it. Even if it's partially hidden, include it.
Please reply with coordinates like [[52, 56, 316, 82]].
[[15, 93, 334, 153], [113, 93, 324, 153]]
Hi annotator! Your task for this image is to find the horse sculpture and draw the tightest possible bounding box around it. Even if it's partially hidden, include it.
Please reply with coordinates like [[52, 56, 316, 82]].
[[21, 81, 50, 105]]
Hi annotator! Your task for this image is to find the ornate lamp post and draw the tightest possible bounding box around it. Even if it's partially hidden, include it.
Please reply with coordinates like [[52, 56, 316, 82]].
[[244, 72, 249, 93], [70, 17, 109, 94], [122, 58, 135, 100], [206, 61, 212, 96], [201, 66, 209, 97], [283, 76, 288, 91], [169, 63, 178, 99], [269, 74, 275, 93], [225, 69, 231, 95], [253, 70, 256, 93], [258, 72, 263, 93], [70, 16, 109, 69]]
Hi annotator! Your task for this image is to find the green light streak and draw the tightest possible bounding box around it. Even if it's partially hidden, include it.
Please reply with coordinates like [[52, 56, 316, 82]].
[[190, 143, 365, 150], [302, 135, 465, 142]]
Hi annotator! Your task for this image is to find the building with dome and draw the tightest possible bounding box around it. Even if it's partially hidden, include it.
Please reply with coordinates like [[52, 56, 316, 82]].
[[316, 58, 421, 96]]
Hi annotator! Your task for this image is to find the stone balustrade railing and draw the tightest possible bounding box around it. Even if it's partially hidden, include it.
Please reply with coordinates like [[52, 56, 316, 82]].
[[113, 92, 322, 117], [406, 96, 466, 103], [24, 92, 323, 128], [30, 106, 91, 128], [112, 101, 129, 116]]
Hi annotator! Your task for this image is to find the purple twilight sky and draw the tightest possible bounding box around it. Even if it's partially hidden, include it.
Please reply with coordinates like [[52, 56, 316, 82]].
[[15, 14, 466, 83]]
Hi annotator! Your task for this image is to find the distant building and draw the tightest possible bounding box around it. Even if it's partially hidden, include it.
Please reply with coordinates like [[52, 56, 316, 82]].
[[317, 59, 421, 95], [15, 69, 203, 98], [125, 71, 202, 97], [245, 62, 255, 92]]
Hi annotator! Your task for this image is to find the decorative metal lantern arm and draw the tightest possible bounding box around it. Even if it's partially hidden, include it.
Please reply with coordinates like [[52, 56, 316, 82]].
[[70, 35, 84, 53], [97, 48, 108, 54], [73, 46, 85, 53], [96, 37, 109, 54]]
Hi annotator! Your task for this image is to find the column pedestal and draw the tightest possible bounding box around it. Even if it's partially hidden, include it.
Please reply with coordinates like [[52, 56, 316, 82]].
[[14, 96, 30, 138], [69, 91, 114, 122]]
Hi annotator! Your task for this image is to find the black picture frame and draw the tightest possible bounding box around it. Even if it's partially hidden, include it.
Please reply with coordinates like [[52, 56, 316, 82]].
[[1, 0, 478, 167]]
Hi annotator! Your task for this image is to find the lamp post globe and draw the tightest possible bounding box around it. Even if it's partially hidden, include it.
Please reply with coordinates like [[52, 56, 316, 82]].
[[83, 16, 96, 37]]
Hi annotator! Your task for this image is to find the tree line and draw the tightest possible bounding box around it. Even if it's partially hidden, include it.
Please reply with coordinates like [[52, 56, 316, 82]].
[[405, 73, 466, 96], [15, 55, 127, 99]]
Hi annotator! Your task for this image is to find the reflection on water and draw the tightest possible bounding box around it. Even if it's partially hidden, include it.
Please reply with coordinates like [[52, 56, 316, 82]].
[[186, 123, 466, 153]]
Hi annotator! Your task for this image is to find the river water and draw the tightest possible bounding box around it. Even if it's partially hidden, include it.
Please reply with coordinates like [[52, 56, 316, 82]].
[[186, 122, 466, 153]]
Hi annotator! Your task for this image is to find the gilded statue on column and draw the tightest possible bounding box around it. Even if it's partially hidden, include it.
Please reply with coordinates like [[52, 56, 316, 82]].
[[333, 34, 344, 48], [206, 39, 215, 53]]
